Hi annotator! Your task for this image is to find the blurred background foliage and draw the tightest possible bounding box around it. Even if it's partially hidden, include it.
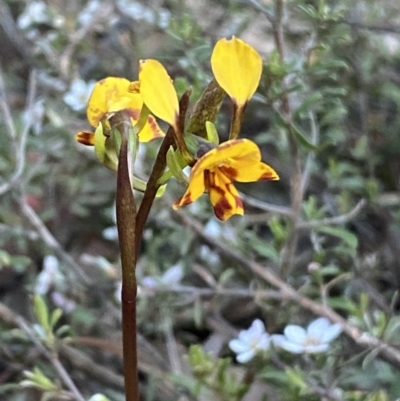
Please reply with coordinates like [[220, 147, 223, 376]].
[[1, 0, 400, 400]]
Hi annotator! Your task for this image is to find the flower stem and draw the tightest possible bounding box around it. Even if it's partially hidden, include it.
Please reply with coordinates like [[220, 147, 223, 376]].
[[135, 89, 192, 255], [229, 103, 245, 140], [115, 119, 138, 401]]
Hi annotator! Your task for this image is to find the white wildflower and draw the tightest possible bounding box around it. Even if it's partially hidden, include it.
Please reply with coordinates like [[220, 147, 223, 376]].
[[229, 319, 271, 363], [273, 317, 342, 354]]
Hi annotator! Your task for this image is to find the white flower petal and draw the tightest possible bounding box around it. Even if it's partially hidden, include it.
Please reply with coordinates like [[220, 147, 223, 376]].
[[249, 319, 266, 337], [236, 349, 255, 363], [280, 341, 305, 354], [271, 334, 286, 348], [307, 317, 331, 339], [304, 343, 329, 353], [283, 325, 307, 344], [229, 339, 249, 354], [320, 323, 342, 343], [257, 333, 271, 350]]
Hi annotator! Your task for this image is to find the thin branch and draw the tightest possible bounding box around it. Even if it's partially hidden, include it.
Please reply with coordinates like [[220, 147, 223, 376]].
[[141, 284, 282, 300], [240, 192, 294, 217], [297, 199, 366, 230]]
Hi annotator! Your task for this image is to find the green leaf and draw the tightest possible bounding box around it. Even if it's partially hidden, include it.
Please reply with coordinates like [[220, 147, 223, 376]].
[[316, 225, 358, 250], [294, 92, 323, 118], [33, 295, 50, 332]]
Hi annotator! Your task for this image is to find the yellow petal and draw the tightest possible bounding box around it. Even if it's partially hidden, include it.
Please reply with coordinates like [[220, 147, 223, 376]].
[[172, 166, 206, 210], [87, 77, 142, 127], [208, 170, 244, 220], [211, 37, 262, 106], [75, 131, 95, 146], [223, 159, 279, 182], [139, 59, 179, 128], [138, 115, 165, 142], [192, 139, 261, 173]]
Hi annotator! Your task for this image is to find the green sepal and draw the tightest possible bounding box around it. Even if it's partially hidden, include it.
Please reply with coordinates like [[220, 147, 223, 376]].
[[186, 79, 225, 138], [205, 121, 219, 145], [165, 146, 189, 184], [94, 122, 119, 171]]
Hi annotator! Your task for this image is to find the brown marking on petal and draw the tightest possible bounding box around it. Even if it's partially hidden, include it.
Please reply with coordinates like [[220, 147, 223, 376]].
[[208, 171, 244, 220], [75, 131, 95, 146], [147, 115, 164, 138], [219, 165, 238, 180], [259, 171, 280, 181], [179, 192, 193, 207], [213, 196, 233, 220], [98, 79, 107, 85]]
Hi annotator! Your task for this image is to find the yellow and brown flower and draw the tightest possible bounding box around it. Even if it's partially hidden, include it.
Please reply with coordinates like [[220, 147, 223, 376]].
[[173, 139, 279, 220]]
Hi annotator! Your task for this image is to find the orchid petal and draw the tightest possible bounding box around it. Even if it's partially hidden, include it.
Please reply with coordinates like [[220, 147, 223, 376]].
[[211, 37, 262, 107], [75, 131, 95, 146], [139, 59, 179, 128], [87, 77, 138, 127], [208, 169, 243, 221]]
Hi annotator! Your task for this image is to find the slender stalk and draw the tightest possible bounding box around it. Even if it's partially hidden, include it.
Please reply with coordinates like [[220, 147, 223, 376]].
[[229, 103, 245, 140], [135, 89, 192, 255], [271, 0, 303, 279], [115, 125, 138, 401]]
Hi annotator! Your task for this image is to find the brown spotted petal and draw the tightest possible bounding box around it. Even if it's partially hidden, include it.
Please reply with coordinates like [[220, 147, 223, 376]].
[[208, 169, 244, 221]]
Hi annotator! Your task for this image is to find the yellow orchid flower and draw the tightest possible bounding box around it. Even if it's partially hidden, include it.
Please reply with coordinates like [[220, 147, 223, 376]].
[[211, 37, 262, 108], [173, 139, 279, 221], [75, 76, 164, 146], [211, 37, 263, 140]]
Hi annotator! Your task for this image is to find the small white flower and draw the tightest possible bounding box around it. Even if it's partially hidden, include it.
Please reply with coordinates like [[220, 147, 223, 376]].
[[274, 317, 342, 354], [17, 1, 50, 30], [229, 319, 271, 363], [63, 79, 95, 111], [141, 263, 184, 288]]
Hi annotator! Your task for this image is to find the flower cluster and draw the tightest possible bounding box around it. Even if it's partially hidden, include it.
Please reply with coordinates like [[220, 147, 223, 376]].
[[229, 317, 342, 363], [75, 37, 279, 220]]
